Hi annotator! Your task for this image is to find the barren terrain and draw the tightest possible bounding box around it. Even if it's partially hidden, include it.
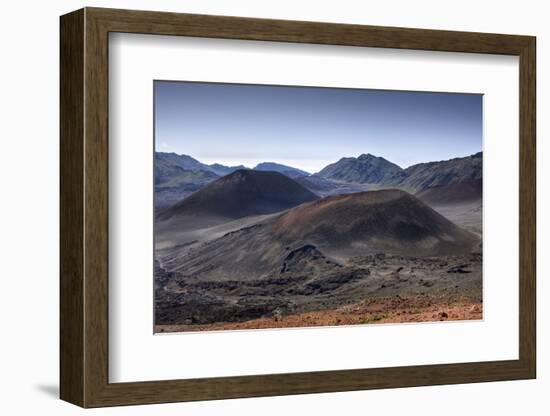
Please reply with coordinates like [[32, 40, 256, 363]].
[[154, 161, 483, 333], [156, 295, 482, 332]]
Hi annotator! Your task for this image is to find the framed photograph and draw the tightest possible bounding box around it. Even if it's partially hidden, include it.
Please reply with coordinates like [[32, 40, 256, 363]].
[[60, 7, 536, 407]]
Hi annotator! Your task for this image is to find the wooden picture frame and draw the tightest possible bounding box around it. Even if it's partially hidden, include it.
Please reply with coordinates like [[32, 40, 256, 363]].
[[60, 7, 536, 408]]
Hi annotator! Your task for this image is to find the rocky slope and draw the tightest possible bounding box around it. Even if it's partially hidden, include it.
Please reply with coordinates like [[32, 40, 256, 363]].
[[416, 179, 482, 206], [400, 152, 482, 193]]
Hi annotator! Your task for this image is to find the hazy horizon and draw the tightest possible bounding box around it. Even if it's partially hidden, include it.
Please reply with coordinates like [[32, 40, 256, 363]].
[[155, 81, 482, 172], [155, 149, 482, 175]]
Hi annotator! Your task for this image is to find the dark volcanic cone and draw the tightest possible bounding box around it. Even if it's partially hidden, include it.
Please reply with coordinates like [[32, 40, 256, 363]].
[[163, 190, 479, 281], [271, 189, 478, 256], [159, 169, 319, 221]]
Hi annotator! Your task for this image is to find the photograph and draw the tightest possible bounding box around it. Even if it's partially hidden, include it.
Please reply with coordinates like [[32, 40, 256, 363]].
[[153, 81, 483, 333]]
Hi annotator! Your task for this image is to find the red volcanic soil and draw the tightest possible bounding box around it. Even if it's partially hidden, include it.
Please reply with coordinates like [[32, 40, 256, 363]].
[[156, 295, 482, 333]]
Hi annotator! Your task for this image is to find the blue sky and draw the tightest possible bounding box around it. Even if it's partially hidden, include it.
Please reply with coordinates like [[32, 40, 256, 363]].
[[154, 81, 482, 173]]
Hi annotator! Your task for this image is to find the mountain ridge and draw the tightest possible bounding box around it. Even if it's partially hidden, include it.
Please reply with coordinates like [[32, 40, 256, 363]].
[[316, 151, 482, 193], [155, 151, 483, 207], [399, 152, 482, 192], [317, 153, 407, 184]]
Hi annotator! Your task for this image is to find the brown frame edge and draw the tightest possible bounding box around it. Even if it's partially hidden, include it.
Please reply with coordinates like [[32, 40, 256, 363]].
[[60, 7, 536, 408]]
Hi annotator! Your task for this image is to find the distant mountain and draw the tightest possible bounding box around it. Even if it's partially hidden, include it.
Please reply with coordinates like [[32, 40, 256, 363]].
[[155, 151, 483, 209], [155, 152, 252, 207], [155, 152, 246, 176], [164, 189, 479, 280], [155, 153, 220, 208], [155, 152, 206, 174], [254, 162, 310, 178], [156, 169, 219, 189], [155, 153, 204, 185], [316, 152, 482, 195], [207, 163, 248, 176], [155, 152, 321, 207], [401, 152, 482, 193], [159, 169, 319, 221], [155, 168, 220, 209], [317, 153, 407, 184]]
